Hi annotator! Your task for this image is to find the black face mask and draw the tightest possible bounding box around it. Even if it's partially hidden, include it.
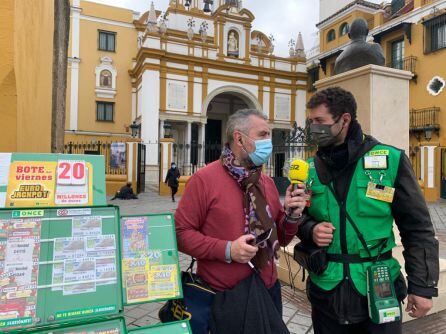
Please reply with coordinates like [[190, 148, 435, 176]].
[[309, 117, 344, 147]]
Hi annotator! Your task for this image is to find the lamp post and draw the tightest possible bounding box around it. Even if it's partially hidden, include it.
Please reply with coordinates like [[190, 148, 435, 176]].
[[163, 121, 172, 138], [129, 121, 140, 138]]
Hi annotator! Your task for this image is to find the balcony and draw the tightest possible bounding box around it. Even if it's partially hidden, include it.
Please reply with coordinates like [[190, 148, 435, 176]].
[[410, 107, 440, 140], [386, 56, 417, 80]]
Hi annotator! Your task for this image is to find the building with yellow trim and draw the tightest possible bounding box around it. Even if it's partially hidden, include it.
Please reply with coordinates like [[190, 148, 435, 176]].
[[307, 0, 446, 202], [65, 0, 308, 187]]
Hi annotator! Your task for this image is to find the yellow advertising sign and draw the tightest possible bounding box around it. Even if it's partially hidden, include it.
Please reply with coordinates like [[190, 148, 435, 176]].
[[6, 162, 55, 207], [4, 161, 94, 207]]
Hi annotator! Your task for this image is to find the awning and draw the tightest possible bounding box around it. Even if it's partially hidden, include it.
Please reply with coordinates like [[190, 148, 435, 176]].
[[372, 22, 412, 44]]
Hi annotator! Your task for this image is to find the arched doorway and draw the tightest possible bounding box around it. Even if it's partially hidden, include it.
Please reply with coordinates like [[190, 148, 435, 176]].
[[168, 87, 262, 175], [202, 87, 261, 164]]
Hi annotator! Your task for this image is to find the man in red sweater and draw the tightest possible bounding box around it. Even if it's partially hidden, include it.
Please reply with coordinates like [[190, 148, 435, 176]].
[[175, 109, 307, 332]]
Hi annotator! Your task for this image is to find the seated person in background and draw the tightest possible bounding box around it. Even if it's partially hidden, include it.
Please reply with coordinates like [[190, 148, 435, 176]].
[[111, 182, 138, 200]]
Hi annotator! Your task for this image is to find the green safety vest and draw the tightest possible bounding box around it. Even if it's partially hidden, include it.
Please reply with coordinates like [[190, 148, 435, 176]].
[[307, 144, 402, 296]]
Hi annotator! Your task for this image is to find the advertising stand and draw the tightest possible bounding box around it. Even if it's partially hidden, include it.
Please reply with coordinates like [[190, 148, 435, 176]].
[[0, 153, 190, 333]]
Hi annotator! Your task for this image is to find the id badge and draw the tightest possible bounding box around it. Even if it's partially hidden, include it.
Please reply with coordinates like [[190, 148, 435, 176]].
[[366, 182, 395, 203]]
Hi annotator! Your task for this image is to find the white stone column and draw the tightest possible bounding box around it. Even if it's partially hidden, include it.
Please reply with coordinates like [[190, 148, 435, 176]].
[[140, 70, 160, 183], [420, 146, 425, 182], [426, 146, 437, 188], [296, 90, 306, 129], [198, 122, 206, 166], [185, 121, 192, 174], [159, 120, 165, 139], [69, 0, 81, 131]]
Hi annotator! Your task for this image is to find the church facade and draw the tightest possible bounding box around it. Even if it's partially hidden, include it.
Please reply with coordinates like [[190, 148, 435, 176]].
[[66, 0, 308, 184]]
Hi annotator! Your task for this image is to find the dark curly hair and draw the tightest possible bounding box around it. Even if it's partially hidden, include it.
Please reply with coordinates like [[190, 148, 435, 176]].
[[307, 87, 357, 120]]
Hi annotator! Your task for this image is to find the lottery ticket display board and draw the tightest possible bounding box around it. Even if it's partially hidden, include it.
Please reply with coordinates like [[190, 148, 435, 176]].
[[120, 214, 182, 305], [0, 153, 107, 208], [128, 321, 192, 334], [0, 206, 122, 332]]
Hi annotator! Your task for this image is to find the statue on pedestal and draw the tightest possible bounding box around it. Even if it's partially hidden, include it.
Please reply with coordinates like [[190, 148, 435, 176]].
[[334, 18, 385, 75], [227, 31, 239, 57]]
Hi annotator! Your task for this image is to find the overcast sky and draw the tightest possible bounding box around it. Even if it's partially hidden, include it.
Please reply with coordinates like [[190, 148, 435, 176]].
[[89, 0, 321, 57]]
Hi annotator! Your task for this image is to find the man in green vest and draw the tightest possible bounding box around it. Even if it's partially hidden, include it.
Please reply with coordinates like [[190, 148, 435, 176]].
[[298, 87, 439, 333]]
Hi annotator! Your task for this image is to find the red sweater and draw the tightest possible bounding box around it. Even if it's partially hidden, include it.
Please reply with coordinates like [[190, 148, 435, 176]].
[[175, 161, 298, 291]]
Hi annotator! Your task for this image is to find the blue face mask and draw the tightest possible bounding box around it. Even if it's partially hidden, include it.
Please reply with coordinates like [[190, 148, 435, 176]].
[[241, 133, 273, 166]]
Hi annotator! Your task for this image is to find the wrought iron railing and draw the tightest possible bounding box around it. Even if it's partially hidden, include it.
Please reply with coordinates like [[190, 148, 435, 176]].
[[409, 107, 440, 131], [64, 141, 127, 175], [386, 56, 417, 74], [424, 12, 446, 53]]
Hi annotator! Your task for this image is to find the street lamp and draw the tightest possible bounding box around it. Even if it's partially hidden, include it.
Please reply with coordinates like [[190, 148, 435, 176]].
[[129, 121, 140, 138]]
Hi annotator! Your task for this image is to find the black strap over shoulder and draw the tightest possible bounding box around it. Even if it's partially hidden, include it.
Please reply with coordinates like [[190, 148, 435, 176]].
[[327, 183, 373, 258], [327, 250, 392, 264], [326, 182, 389, 262]]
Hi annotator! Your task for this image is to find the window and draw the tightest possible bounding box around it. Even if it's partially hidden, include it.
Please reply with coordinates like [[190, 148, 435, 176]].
[[339, 22, 349, 36], [100, 70, 112, 88], [96, 102, 114, 121], [391, 0, 405, 15], [424, 14, 446, 53], [327, 29, 336, 42], [391, 39, 405, 69], [99, 31, 116, 52]]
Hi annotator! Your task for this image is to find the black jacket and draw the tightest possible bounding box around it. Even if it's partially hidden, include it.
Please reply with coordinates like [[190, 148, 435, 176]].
[[165, 168, 180, 188], [210, 274, 289, 334], [112, 185, 137, 200], [298, 121, 439, 324]]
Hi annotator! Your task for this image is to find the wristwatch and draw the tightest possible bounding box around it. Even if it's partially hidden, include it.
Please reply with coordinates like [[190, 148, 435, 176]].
[[286, 212, 305, 224]]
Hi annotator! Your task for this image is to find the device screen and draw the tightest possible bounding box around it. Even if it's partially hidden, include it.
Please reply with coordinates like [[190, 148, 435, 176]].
[[374, 282, 392, 298], [252, 228, 272, 246]]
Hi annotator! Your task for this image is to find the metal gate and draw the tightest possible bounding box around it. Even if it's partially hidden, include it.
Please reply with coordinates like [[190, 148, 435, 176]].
[[270, 123, 312, 195], [137, 143, 146, 193]]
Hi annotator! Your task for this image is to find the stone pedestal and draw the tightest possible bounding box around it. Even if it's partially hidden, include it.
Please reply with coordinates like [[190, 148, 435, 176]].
[[315, 64, 413, 153]]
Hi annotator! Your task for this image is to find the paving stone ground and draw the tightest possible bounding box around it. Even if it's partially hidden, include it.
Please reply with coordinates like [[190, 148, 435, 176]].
[[111, 189, 446, 333]]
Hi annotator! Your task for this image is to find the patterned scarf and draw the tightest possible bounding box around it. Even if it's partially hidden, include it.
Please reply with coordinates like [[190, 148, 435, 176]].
[[220, 144, 279, 269]]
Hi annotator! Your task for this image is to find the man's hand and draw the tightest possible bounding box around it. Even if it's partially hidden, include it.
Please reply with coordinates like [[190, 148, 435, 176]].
[[313, 222, 335, 247], [284, 184, 309, 217], [405, 294, 433, 318], [230, 235, 259, 264]]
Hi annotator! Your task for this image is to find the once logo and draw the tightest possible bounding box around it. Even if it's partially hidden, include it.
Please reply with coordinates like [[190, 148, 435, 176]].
[[12, 210, 44, 218]]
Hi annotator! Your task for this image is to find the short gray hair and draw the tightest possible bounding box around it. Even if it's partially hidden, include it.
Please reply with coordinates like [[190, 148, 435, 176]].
[[226, 109, 267, 144]]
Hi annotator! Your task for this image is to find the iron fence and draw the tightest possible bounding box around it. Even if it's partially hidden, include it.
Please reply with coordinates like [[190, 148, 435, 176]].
[[172, 122, 313, 182], [64, 141, 127, 175]]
